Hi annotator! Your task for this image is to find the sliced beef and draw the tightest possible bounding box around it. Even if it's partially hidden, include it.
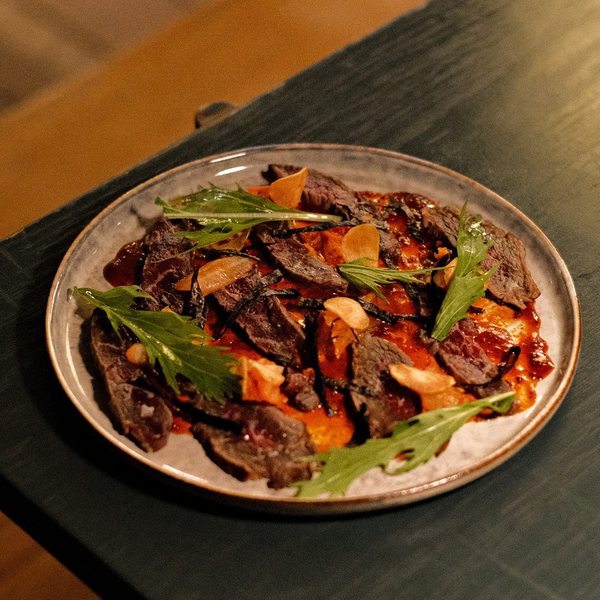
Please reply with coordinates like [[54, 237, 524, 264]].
[[140, 217, 193, 313], [469, 379, 512, 399], [350, 334, 419, 438], [213, 265, 305, 365], [430, 318, 499, 385], [264, 166, 404, 267], [264, 164, 362, 219], [390, 192, 439, 242], [89, 312, 172, 452], [254, 223, 348, 294], [422, 205, 540, 309], [191, 399, 315, 489], [282, 369, 320, 411], [484, 226, 541, 309], [421, 205, 460, 245], [377, 228, 402, 267]]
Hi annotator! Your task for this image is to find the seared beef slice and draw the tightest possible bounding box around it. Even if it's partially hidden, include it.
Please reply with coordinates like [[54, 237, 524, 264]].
[[264, 165, 402, 267], [140, 217, 193, 313], [422, 205, 540, 308], [264, 164, 361, 219], [213, 266, 305, 365], [192, 401, 315, 488], [282, 370, 320, 412], [254, 223, 347, 294], [89, 312, 172, 451], [350, 334, 419, 438], [430, 318, 499, 385]]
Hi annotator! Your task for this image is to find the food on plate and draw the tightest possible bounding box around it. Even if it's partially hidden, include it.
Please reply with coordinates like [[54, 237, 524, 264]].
[[74, 164, 553, 497]]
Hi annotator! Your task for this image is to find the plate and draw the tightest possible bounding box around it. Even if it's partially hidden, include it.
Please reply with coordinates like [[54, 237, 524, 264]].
[[46, 144, 581, 514]]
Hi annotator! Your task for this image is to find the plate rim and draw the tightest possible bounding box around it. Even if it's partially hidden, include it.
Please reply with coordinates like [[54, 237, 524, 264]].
[[46, 142, 582, 514]]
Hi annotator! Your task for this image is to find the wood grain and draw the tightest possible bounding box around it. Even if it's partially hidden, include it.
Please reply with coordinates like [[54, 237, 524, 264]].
[[0, 0, 423, 239]]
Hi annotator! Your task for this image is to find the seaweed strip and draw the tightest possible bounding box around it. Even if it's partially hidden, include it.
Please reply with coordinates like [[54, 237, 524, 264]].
[[262, 288, 300, 299], [355, 298, 425, 324], [213, 270, 284, 339], [297, 298, 325, 310], [188, 267, 208, 327], [297, 297, 424, 325], [201, 248, 261, 261], [495, 346, 521, 380], [303, 312, 334, 416], [270, 220, 356, 238]]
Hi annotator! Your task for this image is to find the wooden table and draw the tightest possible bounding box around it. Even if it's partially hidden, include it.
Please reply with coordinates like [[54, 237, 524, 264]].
[[1, 0, 599, 598]]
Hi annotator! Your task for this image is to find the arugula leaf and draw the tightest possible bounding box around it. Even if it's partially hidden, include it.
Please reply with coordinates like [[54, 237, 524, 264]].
[[293, 391, 514, 498], [337, 259, 440, 300], [431, 205, 495, 341], [157, 186, 341, 247], [73, 286, 239, 401]]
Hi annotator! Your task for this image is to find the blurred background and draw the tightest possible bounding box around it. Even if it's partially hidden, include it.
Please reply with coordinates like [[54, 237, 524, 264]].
[[0, 1, 422, 597], [0, 0, 423, 240], [1, 0, 209, 112]]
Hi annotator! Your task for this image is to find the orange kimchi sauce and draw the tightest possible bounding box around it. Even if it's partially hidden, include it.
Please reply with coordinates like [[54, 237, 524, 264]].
[[170, 191, 554, 450]]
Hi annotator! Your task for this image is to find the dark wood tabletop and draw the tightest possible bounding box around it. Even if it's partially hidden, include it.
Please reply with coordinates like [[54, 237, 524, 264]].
[[1, 0, 598, 598]]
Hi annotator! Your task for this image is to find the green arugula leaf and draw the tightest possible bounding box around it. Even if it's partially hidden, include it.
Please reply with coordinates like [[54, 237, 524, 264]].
[[156, 186, 341, 247], [73, 286, 239, 401], [293, 392, 514, 498], [337, 259, 441, 300], [431, 204, 495, 341]]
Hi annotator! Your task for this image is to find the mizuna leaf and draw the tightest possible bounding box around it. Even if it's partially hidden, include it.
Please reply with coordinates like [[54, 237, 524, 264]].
[[338, 259, 440, 300], [293, 392, 514, 498], [431, 204, 495, 340], [157, 186, 341, 247], [73, 286, 239, 401]]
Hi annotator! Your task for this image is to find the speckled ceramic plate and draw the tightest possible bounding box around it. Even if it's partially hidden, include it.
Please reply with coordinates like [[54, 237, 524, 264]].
[[46, 144, 581, 514]]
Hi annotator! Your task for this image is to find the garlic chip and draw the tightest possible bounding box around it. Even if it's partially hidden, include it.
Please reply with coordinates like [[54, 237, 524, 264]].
[[269, 167, 308, 209], [174, 272, 194, 291], [389, 363, 456, 395], [237, 356, 285, 401], [174, 256, 254, 294], [341, 223, 380, 265], [323, 297, 370, 331], [197, 256, 254, 295], [421, 387, 472, 411], [433, 257, 457, 290]]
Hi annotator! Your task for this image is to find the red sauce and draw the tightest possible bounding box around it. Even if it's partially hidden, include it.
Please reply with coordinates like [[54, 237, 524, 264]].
[[470, 299, 554, 410], [103, 239, 145, 286], [128, 189, 554, 451], [171, 416, 192, 434]]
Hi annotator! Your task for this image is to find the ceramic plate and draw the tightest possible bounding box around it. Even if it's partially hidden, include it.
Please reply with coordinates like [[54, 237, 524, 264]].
[[46, 144, 580, 514]]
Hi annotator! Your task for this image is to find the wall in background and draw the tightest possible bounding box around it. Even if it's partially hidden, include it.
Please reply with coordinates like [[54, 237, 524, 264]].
[[0, 0, 207, 112]]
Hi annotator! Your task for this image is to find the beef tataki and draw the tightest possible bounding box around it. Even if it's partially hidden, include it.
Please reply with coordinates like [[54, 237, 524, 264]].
[[264, 164, 361, 219], [140, 217, 193, 313], [428, 318, 499, 385], [89, 312, 172, 452], [254, 223, 348, 294], [350, 334, 420, 438], [422, 205, 540, 308], [192, 400, 315, 489], [213, 265, 305, 366]]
